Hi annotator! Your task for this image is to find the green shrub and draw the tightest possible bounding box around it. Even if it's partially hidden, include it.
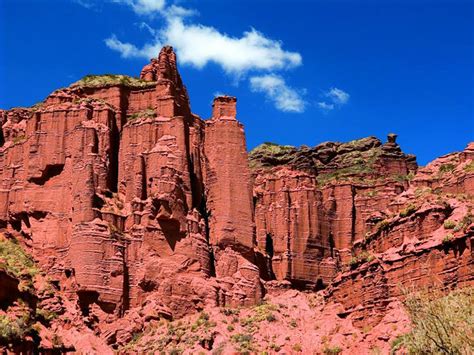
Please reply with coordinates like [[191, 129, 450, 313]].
[[12, 135, 26, 144], [231, 333, 254, 353], [348, 251, 375, 268], [191, 311, 215, 331], [390, 335, 405, 354], [348, 257, 358, 266], [442, 233, 454, 245], [322, 345, 342, 354], [399, 204, 417, 218], [394, 172, 415, 183], [35, 308, 57, 323], [376, 219, 390, 232], [366, 190, 377, 197], [250, 142, 295, 156], [265, 313, 276, 322], [292, 343, 302, 352], [220, 307, 240, 316], [439, 163, 455, 174], [0, 312, 30, 342], [443, 220, 456, 229], [0, 237, 38, 281], [270, 343, 281, 352], [239, 303, 278, 331], [452, 213, 473, 232], [127, 108, 156, 123], [463, 161, 474, 172], [394, 287, 474, 354]]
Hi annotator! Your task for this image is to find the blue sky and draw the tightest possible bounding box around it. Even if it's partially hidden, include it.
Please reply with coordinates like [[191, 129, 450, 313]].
[[1, 0, 473, 165]]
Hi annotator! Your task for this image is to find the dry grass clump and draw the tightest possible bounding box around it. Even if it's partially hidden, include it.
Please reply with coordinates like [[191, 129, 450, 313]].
[[392, 287, 474, 354]]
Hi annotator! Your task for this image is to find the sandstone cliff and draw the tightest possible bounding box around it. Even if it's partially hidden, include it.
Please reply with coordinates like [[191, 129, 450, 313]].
[[0, 46, 472, 354]]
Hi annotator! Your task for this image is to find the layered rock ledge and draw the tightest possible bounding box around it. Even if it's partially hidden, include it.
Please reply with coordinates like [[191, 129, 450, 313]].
[[0, 46, 472, 353]]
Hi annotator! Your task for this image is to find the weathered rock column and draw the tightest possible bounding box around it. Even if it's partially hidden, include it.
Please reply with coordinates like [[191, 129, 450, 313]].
[[204, 96, 255, 254], [204, 96, 262, 306]]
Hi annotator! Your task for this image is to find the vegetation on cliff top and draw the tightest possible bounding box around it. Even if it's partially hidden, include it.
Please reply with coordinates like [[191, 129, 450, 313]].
[[248, 142, 297, 169], [248, 136, 419, 189], [71, 74, 156, 89], [248, 137, 384, 175]]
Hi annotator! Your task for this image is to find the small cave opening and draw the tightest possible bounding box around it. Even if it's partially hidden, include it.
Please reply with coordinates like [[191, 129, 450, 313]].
[[198, 194, 216, 277], [10, 218, 22, 232], [107, 117, 120, 193], [29, 164, 64, 185], [77, 290, 99, 316], [290, 280, 313, 291], [138, 279, 157, 292], [92, 194, 105, 210], [0, 273, 20, 311], [315, 278, 325, 291], [30, 211, 47, 220], [329, 232, 335, 258], [265, 233, 274, 258], [122, 261, 130, 316], [159, 218, 186, 251], [77, 290, 116, 316], [0, 127, 4, 147], [92, 130, 99, 154], [140, 155, 147, 200]]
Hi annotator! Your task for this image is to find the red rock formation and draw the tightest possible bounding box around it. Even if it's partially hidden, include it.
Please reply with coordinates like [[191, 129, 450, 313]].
[[204, 96, 254, 254], [251, 135, 417, 288], [1, 45, 472, 353], [251, 139, 473, 331], [0, 46, 262, 350]]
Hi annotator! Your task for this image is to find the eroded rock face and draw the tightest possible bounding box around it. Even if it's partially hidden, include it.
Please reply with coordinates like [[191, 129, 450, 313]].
[[250, 138, 474, 331], [1, 45, 473, 353], [0, 46, 262, 339], [250, 136, 418, 288]]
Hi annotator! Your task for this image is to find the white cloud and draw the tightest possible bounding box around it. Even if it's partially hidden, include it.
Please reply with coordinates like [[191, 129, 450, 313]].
[[105, 35, 163, 58], [138, 22, 157, 36], [165, 4, 197, 18], [318, 87, 350, 112], [100, 0, 305, 112], [73, 0, 97, 9], [106, 16, 301, 76], [112, 0, 166, 15], [326, 87, 350, 105], [75, 0, 170, 15], [317, 102, 335, 111], [163, 18, 301, 74], [250, 74, 305, 113]]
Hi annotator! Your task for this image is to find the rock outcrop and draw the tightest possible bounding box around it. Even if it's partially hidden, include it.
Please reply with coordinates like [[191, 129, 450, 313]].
[[250, 137, 474, 335], [0, 46, 472, 353], [0, 47, 263, 351]]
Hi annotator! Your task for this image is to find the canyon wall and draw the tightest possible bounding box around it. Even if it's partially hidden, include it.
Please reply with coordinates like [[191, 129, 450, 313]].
[[250, 139, 474, 329], [0, 46, 472, 353], [0, 47, 262, 332]]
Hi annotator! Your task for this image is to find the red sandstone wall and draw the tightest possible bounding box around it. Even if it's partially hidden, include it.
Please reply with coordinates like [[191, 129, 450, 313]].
[[203, 97, 254, 255], [0, 46, 472, 348]]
